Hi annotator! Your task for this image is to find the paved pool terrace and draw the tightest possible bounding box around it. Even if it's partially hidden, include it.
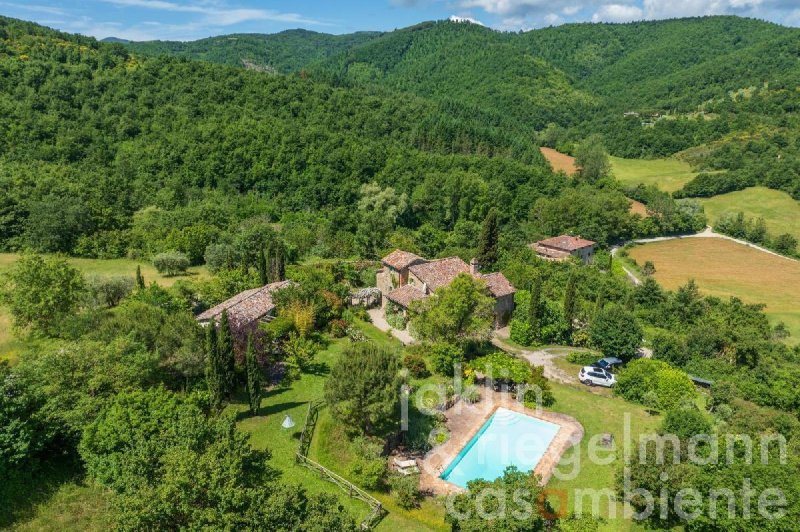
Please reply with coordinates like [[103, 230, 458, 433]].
[[418, 389, 584, 495]]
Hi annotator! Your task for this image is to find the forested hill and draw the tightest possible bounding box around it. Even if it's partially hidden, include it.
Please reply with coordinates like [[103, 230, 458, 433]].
[[0, 16, 560, 258], [122, 29, 382, 73]]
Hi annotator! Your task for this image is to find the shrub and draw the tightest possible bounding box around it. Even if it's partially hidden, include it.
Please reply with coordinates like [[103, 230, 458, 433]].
[[385, 301, 406, 330], [566, 351, 598, 366], [348, 436, 386, 490], [662, 406, 711, 439], [264, 314, 295, 341], [402, 354, 430, 379], [329, 318, 349, 338], [460, 385, 481, 404], [389, 474, 420, 509], [615, 359, 696, 410], [152, 251, 190, 276], [428, 342, 464, 376]]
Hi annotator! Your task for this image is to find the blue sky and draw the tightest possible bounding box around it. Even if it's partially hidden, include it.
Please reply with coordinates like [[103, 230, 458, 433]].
[[1, 1, 798, 41]]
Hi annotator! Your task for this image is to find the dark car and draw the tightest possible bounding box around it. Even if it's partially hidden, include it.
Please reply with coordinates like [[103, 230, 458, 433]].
[[591, 357, 624, 372]]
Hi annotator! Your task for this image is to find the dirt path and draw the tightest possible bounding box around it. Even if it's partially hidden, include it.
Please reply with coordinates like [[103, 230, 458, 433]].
[[626, 226, 798, 262], [491, 336, 580, 384]]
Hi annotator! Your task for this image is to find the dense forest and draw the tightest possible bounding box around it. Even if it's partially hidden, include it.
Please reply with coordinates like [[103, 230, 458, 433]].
[[121, 17, 800, 200], [1, 15, 705, 262]]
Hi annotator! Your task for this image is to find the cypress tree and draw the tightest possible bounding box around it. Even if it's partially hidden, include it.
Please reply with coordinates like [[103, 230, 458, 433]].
[[528, 276, 542, 342], [563, 271, 577, 336], [205, 324, 223, 411], [476, 208, 499, 270], [257, 249, 268, 285], [594, 287, 606, 318], [245, 334, 261, 416], [135, 265, 145, 290], [218, 310, 236, 397]]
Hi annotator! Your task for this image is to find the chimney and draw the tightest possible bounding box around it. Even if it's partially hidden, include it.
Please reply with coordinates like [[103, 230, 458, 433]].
[[422, 282, 428, 294], [470, 258, 480, 275]]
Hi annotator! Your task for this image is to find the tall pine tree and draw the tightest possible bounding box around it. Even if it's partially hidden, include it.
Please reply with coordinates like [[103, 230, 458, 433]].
[[476, 208, 499, 270], [205, 323, 223, 411], [218, 310, 236, 398], [245, 334, 261, 416], [563, 271, 577, 337]]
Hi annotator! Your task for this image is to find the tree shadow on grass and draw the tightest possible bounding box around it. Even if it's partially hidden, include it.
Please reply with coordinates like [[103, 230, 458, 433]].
[[0, 456, 85, 529], [236, 400, 308, 421], [302, 361, 330, 377]]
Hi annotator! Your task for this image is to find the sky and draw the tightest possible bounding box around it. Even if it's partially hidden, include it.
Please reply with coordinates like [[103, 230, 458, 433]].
[[1, 0, 798, 42]]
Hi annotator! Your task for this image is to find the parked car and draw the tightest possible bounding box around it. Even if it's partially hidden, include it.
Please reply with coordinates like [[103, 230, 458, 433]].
[[579, 366, 616, 387], [591, 357, 624, 372]]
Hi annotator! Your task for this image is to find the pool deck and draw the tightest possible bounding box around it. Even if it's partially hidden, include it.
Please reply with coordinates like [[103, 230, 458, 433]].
[[418, 388, 584, 495]]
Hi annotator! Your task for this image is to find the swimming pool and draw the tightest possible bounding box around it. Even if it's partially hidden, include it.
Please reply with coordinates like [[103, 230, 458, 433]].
[[440, 407, 561, 489]]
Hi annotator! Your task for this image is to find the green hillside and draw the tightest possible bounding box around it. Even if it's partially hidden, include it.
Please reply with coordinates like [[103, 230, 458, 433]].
[[123, 29, 381, 73], [0, 15, 559, 259], [701, 187, 800, 242]]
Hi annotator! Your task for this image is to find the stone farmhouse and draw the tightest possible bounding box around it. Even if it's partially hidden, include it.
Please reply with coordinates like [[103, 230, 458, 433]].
[[530, 235, 596, 264], [376, 250, 516, 327]]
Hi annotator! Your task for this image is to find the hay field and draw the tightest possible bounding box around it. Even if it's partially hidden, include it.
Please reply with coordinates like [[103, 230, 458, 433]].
[[629, 238, 800, 343], [540, 147, 578, 175]]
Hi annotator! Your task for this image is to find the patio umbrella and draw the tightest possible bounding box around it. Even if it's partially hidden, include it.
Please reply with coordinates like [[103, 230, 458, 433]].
[[281, 415, 295, 429]]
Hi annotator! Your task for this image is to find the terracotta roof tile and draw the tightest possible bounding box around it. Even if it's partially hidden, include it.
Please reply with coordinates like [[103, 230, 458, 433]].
[[386, 284, 428, 308], [530, 244, 572, 259], [535, 235, 596, 252], [408, 257, 469, 291], [479, 272, 516, 298], [381, 249, 425, 270], [196, 280, 293, 328]]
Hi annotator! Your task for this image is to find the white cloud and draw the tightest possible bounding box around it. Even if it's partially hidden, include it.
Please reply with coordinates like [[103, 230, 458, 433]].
[[592, 3, 643, 22], [0, 2, 67, 15], [449, 14, 486, 25], [100, 0, 328, 27], [452, 0, 800, 29]]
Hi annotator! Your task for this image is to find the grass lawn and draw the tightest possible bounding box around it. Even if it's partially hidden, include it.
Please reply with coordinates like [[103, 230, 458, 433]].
[[629, 238, 800, 344], [611, 156, 697, 193], [234, 320, 451, 530], [700, 187, 800, 243], [0, 253, 209, 363], [546, 380, 661, 531], [232, 335, 374, 524]]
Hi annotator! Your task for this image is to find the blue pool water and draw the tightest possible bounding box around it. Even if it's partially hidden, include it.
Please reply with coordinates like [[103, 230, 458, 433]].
[[440, 407, 560, 489]]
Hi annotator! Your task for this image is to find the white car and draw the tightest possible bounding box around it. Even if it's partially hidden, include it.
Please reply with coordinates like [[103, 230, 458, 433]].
[[579, 366, 616, 387]]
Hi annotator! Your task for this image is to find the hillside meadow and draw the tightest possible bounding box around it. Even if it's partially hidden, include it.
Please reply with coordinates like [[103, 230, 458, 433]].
[[0, 253, 209, 362], [610, 156, 697, 193], [700, 187, 800, 242], [628, 238, 800, 343]]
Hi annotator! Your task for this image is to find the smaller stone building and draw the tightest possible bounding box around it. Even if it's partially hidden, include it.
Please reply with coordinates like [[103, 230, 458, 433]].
[[530, 235, 596, 264], [196, 280, 293, 329]]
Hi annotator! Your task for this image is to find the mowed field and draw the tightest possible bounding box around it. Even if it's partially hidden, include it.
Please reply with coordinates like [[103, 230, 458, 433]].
[[610, 156, 697, 193], [0, 253, 209, 362], [629, 238, 800, 343], [700, 187, 800, 243], [540, 146, 578, 175]]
